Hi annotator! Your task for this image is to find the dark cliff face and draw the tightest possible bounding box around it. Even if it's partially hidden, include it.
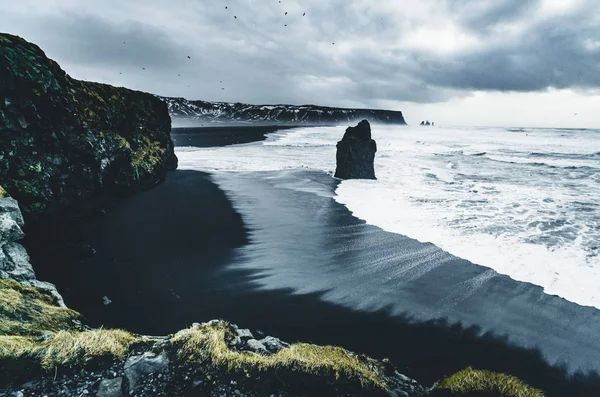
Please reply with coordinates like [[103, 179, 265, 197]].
[[160, 96, 407, 125], [334, 120, 377, 180], [0, 33, 178, 219]]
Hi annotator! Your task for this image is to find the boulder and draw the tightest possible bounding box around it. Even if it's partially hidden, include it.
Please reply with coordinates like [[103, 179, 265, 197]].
[[236, 328, 254, 341], [0, 33, 178, 220], [245, 339, 269, 355], [259, 336, 290, 353], [124, 352, 169, 392], [96, 377, 123, 397], [334, 120, 377, 179]]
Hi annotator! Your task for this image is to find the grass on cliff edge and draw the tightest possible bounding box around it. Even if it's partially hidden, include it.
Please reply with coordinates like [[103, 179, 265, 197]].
[[0, 186, 7, 198], [0, 330, 138, 370], [0, 279, 80, 336], [171, 322, 392, 395], [0, 279, 138, 373], [433, 367, 544, 397]]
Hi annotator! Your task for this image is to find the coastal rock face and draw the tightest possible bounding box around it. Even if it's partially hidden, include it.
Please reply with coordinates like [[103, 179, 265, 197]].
[[334, 120, 377, 179], [0, 33, 178, 219], [160, 96, 407, 126], [0, 196, 64, 306]]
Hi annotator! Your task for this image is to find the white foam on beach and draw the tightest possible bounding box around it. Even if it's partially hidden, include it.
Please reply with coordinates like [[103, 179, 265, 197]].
[[176, 125, 600, 308]]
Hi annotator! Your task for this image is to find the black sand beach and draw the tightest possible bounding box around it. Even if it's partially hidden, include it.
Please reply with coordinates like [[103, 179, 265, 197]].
[[171, 125, 300, 147], [26, 127, 600, 396]]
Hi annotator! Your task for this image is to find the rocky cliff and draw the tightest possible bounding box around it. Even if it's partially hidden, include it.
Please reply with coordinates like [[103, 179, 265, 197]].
[[159, 96, 407, 126], [0, 196, 63, 306], [334, 120, 377, 180], [0, 33, 178, 219]]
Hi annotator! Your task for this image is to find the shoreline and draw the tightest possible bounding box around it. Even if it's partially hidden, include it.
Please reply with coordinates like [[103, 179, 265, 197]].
[[171, 125, 302, 147], [25, 165, 600, 396], [22, 126, 600, 396]]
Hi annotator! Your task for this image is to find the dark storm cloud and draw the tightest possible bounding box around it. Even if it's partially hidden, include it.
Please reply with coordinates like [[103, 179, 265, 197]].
[[447, 0, 540, 32], [1, 0, 599, 107], [420, 11, 600, 92]]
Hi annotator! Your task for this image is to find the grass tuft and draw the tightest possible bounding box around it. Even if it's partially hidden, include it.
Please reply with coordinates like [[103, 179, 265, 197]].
[[434, 367, 544, 397], [0, 186, 8, 198], [36, 329, 138, 369], [0, 329, 138, 372], [0, 279, 81, 336], [171, 322, 391, 394]]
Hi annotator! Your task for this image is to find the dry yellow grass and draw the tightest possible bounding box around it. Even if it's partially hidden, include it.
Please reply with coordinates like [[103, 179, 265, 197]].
[[0, 279, 81, 336], [434, 367, 544, 397], [171, 322, 390, 393], [0, 279, 138, 374], [0, 185, 8, 198], [0, 329, 138, 370]]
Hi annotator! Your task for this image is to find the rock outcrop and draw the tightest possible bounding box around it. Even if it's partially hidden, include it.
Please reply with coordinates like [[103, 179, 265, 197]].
[[334, 120, 377, 180], [0, 195, 64, 306], [0, 320, 429, 397], [0, 33, 178, 219]]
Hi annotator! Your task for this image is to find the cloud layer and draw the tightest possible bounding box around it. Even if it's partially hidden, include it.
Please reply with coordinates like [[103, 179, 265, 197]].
[[1, 0, 599, 112]]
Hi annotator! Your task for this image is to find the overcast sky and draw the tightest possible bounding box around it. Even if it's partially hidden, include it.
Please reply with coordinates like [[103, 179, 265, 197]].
[[2, 0, 600, 127]]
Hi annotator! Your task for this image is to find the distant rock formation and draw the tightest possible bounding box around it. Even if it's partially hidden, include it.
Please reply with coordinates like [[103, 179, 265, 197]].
[[334, 120, 377, 179], [159, 96, 407, 126], [0, 33, 178, 220], [420, 120, 434, 126]]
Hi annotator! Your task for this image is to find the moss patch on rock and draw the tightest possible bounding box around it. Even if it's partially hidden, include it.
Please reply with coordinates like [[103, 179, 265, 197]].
[[432, 367, 544, 397], [0, 186, 8, 199], [0, 279, 80, 336]]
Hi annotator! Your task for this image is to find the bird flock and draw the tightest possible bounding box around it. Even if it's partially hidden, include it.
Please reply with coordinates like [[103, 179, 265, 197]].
[[120, 3, 339, 94]]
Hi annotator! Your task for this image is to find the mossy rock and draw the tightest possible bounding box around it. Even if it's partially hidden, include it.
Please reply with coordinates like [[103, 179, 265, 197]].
[[431, 367, 545, 397], [0, 32, 178, 222]]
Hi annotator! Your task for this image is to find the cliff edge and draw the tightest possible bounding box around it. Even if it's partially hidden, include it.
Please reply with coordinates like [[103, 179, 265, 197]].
[[0, 33, 177, 219]]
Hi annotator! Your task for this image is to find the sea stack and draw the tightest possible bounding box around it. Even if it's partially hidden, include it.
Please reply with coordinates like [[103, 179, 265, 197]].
[[334, 120, 377, 180]]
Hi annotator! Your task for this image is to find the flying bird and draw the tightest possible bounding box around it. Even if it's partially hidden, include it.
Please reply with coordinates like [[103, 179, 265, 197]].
[[225, 6, 227, 9], [187, 55, 191, 59], [234, 15, 237, 19], [303, 12, 305, 16], [285, 12, 288, 15], [142, 67, 145, 70]]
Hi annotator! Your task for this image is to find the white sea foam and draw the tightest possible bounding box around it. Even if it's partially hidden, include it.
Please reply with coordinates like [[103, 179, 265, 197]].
[[176, 125, 600, 308]]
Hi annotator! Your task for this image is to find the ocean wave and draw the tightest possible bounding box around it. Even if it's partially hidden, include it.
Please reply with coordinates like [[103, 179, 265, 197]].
[[175, 124, 600, 309]]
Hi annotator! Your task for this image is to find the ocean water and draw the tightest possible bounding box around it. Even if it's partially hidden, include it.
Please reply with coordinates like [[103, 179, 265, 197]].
[[176, 125, 600, 309]]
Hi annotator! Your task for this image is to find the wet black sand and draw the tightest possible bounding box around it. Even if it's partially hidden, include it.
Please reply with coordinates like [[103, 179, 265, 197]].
[[171, 125, 300, 147]]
